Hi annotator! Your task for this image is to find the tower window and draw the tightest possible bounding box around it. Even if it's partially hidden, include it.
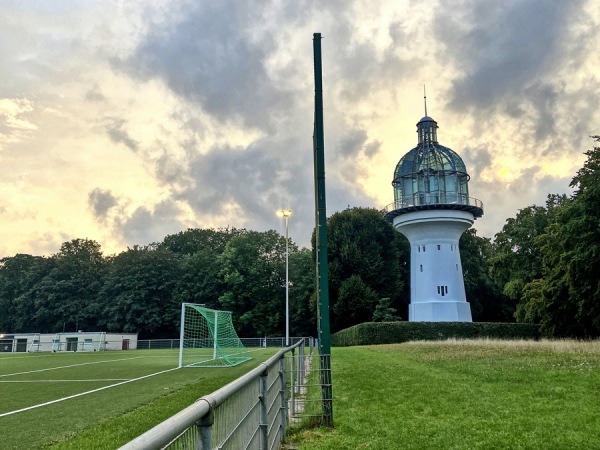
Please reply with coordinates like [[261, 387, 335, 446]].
[[456, 264, 459, 271], [420, 265, 423, 272], [438, 285, 448, 296], [423, 245, 426, 252], [437, 244, 441, 250], [418, 246, 421, 253]]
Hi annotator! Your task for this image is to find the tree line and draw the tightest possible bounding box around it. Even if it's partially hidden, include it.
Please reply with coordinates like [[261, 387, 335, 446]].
[[1, 137, 598, 339]]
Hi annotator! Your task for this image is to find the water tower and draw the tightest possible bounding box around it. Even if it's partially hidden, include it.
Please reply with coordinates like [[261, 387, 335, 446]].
[[383, 106, 483, 322]]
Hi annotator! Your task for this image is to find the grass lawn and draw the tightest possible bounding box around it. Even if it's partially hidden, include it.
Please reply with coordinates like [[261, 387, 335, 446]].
[[288, 340, 600, 449], [0, 348, 275, 449]]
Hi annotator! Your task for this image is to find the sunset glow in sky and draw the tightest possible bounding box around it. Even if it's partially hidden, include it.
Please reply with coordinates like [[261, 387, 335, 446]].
[[1, 1, 599, 257]]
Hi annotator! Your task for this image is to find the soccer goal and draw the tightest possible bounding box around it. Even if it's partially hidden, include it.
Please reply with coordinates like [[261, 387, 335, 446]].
[[178, 303, 252, 368]]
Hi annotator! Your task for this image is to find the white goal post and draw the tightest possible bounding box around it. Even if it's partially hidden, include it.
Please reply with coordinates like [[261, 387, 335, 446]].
[[178, 303, 252, 368]]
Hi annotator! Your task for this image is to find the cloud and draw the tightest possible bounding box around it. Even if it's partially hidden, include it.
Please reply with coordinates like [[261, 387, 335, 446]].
[[461, 145, 493, 180], [85, 86, 105, 102], [105, 118, 138, 152], [88, 188, 118, 219], [436, 1, 582, 112], [119, 200, 185, 246], [1, 0, 599, 257], [119, 1, 294, 133]]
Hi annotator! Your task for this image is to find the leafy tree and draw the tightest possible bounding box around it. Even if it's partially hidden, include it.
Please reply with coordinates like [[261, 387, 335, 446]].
[[173, 248, 225, 309], [520, 137, 600, 337], [0, 254, 52, 332], [99, 245, 180, 338], [514, 278, 546, 324], [460, 229, 512, 322], [167, 228, 245, 309], [288, 248, 316, 336], [30, 239, 107, 333], [218, 230, 290, 337], [489, 205, 551, 302], [318, 207, 409, 332], [489, 195, 567, 308], [159, 227, 243, 256], [334, 275, 379, 330], [372, 297, 400, 322]]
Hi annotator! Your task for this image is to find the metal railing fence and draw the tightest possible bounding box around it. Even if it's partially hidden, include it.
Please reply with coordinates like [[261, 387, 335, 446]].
[[137, 337, 304, 350], [382, 194, 483, 213], [121, 338, 327, 450]]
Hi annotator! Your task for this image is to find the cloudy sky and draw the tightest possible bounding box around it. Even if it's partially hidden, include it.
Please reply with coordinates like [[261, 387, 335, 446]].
[[1, 0, 599, 257]]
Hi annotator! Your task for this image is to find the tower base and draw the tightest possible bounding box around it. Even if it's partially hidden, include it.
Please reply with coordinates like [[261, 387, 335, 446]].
[[409, 301, 472, 322]]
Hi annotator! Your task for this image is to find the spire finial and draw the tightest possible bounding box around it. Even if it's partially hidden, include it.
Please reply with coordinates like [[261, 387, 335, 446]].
[[424, 85, 428, 117]]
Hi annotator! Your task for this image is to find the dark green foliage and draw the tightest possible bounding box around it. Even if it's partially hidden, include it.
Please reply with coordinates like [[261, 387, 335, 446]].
[[167, 228, 244, 310], [331, 321, 541, 346], [460, 229, 513, 321], [288, 248, 317, 336], [1, 227, 314, 339], [316, 207, 409, 332], [489, 203, 557, 302], [45, 239, 107, 332], [0, 240, 108, 334], [333, 275, 379, 330], [516, 137, 600, 337], [158, 227, 243, 256], [218, 230, 291, 337], [0, 254, 53, 332], [372, 297, 401, 322], [99, 245, 180, 338]]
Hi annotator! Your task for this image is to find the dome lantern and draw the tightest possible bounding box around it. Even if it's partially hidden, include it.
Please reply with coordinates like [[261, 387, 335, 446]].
[[387, 115, 482, 219]]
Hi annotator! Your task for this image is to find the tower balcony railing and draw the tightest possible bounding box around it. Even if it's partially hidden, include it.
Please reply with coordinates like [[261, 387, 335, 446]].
[[382, 193, 483, 220]]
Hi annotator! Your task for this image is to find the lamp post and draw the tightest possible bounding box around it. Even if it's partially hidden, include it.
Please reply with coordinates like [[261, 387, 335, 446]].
[[276, 209, 292, 346]]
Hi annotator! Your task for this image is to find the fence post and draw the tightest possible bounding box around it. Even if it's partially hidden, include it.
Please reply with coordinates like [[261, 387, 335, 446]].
[[299, 340, 305, 393], [196, 409, 213, 450], [291, 347, 296, 416], [279, 357, 288, 442], [259, 369, 268, 450]]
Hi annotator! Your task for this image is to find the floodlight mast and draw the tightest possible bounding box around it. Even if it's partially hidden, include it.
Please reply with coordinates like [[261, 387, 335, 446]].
[[276, 209, 292, 346]]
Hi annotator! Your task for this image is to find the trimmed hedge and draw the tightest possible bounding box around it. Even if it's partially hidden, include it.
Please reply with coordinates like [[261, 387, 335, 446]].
[[331, 321, 541, 347]]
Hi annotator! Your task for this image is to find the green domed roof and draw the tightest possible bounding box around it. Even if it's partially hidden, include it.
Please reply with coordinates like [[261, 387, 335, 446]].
[[394, 116, 468, 180], [394, 143, 468, 181], [383, 115, 483, 221]]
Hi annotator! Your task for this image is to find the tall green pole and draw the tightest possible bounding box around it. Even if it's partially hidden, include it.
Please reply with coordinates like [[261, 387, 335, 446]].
[[313, 32, 333, 425]]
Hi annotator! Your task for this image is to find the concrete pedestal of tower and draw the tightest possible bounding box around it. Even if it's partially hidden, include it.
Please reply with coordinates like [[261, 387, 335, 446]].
[[393, 209, 474, 322]]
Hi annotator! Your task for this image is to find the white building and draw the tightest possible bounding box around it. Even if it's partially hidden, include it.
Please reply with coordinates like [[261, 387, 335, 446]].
[[0, 331, 138, 352], [383, 113, 483, 321]]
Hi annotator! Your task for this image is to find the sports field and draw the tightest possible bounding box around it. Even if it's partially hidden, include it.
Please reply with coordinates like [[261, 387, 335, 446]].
[[0, 348, 273, 449]]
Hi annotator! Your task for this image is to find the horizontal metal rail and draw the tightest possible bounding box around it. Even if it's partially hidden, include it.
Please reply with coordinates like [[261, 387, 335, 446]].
[[382, 194, 483, 213], [120, 340, 307, 450]]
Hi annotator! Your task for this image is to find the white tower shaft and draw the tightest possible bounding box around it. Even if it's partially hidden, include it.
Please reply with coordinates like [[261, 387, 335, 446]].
[[393, 210, 473, 321]]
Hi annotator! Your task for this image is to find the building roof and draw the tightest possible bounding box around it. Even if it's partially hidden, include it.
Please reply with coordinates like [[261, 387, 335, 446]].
[[394, 115, 468, 181]]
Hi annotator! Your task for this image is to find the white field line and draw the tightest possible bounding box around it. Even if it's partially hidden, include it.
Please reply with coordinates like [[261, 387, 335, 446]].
[[183, 348, 263, 367], [0, 352, 179, 362], [0, 367, 179, 418], [0, 379, 130, 383], [0, 356, 145, 378]]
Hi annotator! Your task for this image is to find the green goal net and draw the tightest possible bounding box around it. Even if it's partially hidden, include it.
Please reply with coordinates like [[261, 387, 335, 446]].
[[178, 303, 252, 368]]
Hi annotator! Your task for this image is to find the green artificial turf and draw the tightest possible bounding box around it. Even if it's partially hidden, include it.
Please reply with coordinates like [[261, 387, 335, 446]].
[[286, 340, 600, 450], [0, 348, 274, 449]]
